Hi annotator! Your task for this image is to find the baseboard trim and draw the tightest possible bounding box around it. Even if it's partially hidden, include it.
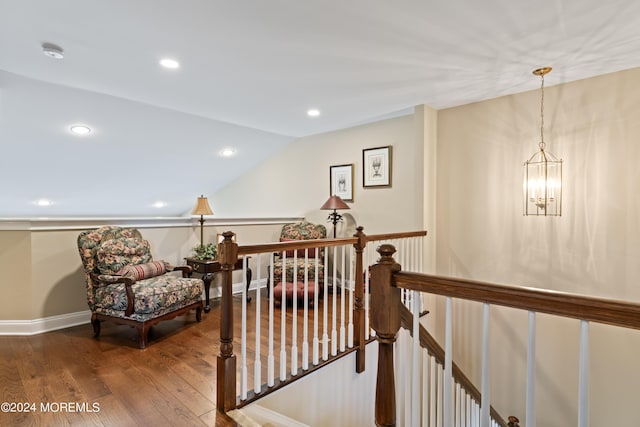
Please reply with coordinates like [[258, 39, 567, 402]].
[[210, 278, 268, 300], [0, 310, 92, 336], [0, 279, 268, 336]]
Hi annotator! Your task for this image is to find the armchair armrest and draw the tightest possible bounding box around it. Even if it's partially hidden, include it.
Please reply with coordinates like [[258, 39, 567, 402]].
[[172, 265, 193, 278], [89, 272, 137, 316]]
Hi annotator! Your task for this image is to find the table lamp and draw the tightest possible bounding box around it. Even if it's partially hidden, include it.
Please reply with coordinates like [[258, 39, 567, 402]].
[[192, 195, 214, 247], [320, 195, 350, 238]]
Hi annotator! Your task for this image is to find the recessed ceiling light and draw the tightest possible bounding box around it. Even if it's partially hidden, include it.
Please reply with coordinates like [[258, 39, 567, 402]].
[[307, 109, 321, 117], [42, 43, 64, 59], [34, 199, 53, 207], [220, 148, 236, 157], [70, 124, 92, 135], [152, 201, 166, 208], [160, 58, 180, 69]]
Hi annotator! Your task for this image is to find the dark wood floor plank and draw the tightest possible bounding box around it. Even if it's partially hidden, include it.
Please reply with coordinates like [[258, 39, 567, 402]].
[[91, 394, 139, 427], [102, 362, 206, 426], [135, 347, 216, 417], [0, 289, 355, 425]]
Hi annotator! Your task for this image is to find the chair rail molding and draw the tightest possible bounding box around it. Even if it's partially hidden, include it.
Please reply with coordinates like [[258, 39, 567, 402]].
[[0, 216, 304, 231]]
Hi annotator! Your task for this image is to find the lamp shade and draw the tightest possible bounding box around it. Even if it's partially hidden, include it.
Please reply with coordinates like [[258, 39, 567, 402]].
[[320, 195, 350, 211], [191, 195, 213, 216]]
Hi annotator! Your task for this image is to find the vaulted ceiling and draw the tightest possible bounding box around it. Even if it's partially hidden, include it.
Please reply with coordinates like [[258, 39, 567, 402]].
[[2, 0, 640, 217]]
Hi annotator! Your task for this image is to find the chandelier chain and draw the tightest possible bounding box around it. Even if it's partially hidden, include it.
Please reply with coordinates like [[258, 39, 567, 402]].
[[539, 74, 545, 150]]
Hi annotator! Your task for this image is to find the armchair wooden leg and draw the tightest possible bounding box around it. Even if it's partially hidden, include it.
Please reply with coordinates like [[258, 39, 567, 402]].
[[196, 304, 203, 322], [91, 314, 101, 337], [137, 324, 150, 349]]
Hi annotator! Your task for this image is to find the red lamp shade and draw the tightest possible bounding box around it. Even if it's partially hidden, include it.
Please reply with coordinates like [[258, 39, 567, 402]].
[[320, 195, 350, 211]]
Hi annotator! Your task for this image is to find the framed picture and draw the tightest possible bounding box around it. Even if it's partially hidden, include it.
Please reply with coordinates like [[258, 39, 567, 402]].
[[363, 146, 392, 187], [329, 164, 354, 201]]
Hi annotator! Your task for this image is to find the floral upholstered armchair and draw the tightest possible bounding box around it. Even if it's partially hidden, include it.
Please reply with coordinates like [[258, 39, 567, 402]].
[[272, 220, 327, 305], [77, 226, 204, 348]]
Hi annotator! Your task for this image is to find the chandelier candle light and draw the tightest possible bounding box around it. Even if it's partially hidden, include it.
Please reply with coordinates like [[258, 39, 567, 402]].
[[524, 67, 563, 216]]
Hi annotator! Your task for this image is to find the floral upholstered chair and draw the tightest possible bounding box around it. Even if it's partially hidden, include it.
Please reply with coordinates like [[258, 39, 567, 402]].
[[272, 220, 327, 305], [77, 226, 204, 348]]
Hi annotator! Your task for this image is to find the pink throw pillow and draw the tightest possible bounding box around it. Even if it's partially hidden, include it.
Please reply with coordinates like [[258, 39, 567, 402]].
[[117, 260, 167, 281]]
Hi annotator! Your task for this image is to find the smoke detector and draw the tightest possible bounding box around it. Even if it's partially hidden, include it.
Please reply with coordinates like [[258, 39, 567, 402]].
[[42, 43, 64, 59]]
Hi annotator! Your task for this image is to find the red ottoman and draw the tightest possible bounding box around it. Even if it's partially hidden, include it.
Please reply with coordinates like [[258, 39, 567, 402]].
[[273, 281, 317, 307]]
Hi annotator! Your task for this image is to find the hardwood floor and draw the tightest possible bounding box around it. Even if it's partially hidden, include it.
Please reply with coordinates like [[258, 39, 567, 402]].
[[0, 289, 351, 426]]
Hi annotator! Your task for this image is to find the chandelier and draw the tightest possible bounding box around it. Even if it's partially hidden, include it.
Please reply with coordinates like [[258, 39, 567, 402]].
[[524, 67, 562, 216]]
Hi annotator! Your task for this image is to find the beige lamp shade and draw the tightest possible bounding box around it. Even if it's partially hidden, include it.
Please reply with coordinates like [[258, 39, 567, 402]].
[[192, 195, 213, 216]]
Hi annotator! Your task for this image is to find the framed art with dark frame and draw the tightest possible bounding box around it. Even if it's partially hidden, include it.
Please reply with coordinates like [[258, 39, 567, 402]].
[[363, 145, 392, 187], [329, 164, 354, 201]]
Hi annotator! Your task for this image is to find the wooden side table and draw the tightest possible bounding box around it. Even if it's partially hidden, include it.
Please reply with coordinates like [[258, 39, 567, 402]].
[[185, 257, 252, 312]]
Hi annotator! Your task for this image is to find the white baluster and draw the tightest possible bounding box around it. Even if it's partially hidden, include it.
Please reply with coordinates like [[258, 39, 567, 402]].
[[291, 252, 298, 376], [412, 290, 420, 427], [322, 247, 329, 361], [241, 256, 248, 399], [474, 401, 480, 427], [437, 362, 444, 427], [348, 245, 354, 348], [365, 244, 371, 339], [578, 320, 590, 427], [480, 303, 490, 427], [456, 382, 461, 427], [268, 253, 275, 387], [526, 311, 536, 427], [254, 254, 262, 393], [312, 249, 319, 365], [444, 297, 453, 427], [280, 251, 287, 381], [331, 246, 338, 356], [430, 355, 437, 427], [302, 249, 309, 371], [460, 387, 469, 427], [422, 349, 429, 427], [339, 244, 346, 352]]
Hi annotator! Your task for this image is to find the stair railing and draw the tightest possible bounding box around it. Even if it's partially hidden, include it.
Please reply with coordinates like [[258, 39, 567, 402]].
[[216, 227, 427, 413], [370, 243, 640, 427]]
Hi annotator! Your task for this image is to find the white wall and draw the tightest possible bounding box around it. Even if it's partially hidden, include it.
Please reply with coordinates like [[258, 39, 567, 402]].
[[254, 341, 378, 426], [435, 67, 640, 426], [0, 71, 293, 217]]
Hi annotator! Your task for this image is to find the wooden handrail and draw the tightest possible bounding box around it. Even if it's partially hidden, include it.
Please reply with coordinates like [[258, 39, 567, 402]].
[[395, 272, 640, 330], [365, 230, 427, 242], [234, 229, 427, 256], [236, 236, 358, 256], [399, 305, 507, 427]]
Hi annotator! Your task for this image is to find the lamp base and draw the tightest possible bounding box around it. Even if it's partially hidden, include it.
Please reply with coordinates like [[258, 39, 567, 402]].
[[327, 210, 343, 238]]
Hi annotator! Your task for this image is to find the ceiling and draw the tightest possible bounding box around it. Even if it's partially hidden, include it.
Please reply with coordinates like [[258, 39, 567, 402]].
[[2, 0, 640, 217]]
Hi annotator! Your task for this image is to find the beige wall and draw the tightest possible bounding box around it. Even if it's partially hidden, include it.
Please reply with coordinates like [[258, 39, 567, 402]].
[[213, 114, 425, 235], [0, 231, 32, 319], [436, 67, 640, 426], [0, 222, 286, 322]]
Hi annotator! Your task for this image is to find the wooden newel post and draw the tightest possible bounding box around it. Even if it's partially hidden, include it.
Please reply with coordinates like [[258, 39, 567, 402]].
[[370, 244, 402, 427], [353, 226, 367, 373], [217, 231, 238, 413]]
